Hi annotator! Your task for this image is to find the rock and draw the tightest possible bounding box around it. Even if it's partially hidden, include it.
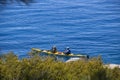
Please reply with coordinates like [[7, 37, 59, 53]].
[[66, 58, 82, 62], [104, 64, 120, 69]]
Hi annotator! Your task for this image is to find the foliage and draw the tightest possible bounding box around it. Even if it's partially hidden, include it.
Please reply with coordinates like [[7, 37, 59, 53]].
[[0, 52, 120, 80], [0, 0, 33, 5]]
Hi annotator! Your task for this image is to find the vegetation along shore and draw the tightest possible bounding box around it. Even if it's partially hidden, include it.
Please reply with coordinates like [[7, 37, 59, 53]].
[[0, 52, 120, 80]]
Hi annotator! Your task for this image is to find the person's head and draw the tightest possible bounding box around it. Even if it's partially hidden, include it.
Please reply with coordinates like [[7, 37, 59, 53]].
[[66, 47, 70, 50], [52, 46, 56, 49]]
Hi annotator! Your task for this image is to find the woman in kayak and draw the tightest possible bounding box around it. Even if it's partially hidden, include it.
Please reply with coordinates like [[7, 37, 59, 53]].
[[51, 46, 57, 53]]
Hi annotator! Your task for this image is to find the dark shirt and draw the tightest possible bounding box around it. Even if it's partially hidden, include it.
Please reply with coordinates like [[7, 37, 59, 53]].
[[51, 47, 57, 53], [64, 49, 71, 55]]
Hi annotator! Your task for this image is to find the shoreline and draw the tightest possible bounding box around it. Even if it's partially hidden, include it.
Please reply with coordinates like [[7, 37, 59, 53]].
[[66, 58, 120, 69], [104, 64, 120, 69]]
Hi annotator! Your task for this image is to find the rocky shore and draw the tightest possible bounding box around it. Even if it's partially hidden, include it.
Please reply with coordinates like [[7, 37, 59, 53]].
[[104, 64, 120, 69], [66, 58, 120, 69]]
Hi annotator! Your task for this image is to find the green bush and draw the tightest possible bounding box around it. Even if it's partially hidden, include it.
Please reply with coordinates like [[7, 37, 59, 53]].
[[0, 52, 120, 80]]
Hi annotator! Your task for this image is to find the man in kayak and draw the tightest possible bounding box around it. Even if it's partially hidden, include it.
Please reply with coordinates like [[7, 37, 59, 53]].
[[51, 46, 57, 53], [64, 47, 71, 55]]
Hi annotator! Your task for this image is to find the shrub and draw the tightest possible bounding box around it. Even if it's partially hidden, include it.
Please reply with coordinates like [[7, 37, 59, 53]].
[[0, 52, 120, 80]]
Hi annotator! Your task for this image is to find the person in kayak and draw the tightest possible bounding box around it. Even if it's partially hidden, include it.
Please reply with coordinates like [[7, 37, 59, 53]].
[[51, 46, 57, 53], [64, 47, 71, 55]]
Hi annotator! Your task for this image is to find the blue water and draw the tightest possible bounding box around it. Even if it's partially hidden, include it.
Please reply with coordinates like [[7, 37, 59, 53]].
[[0, 0, 120, 64]]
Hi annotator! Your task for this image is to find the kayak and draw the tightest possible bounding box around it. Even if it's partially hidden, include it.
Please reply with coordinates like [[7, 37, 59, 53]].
[[31, 48, 89, 59]]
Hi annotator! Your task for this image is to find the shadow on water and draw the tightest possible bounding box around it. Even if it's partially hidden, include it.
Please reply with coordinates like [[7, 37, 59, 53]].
[[0, 0, 34, 6], [0, 0, 34, 12], [0, 0, 33, 4]]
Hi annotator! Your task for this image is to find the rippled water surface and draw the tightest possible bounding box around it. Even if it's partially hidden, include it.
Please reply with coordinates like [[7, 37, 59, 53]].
[[0, 0, 120, 64]]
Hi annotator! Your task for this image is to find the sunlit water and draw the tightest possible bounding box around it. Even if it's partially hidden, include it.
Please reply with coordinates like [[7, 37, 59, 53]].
[[0, 0, 120, 64]]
